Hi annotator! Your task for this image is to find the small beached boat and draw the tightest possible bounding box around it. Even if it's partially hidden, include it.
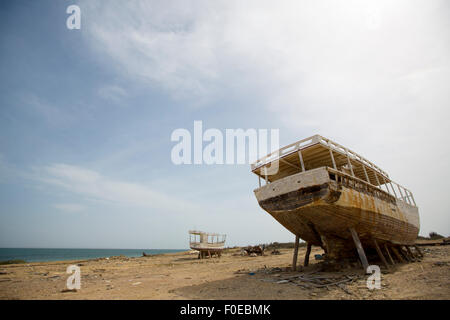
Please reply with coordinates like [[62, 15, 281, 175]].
[[251, 134, 420, 268], [189, 230, 226, 259]]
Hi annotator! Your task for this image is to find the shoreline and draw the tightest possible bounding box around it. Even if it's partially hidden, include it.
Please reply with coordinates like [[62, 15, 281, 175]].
[[0, 248, 189, 264]]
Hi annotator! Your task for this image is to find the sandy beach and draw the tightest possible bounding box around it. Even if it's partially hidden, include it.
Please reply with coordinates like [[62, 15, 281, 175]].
[[0, 245, 449, 300]]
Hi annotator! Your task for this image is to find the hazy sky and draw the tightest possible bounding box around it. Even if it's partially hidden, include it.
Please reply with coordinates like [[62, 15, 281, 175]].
[[1, 0, 449, 249]]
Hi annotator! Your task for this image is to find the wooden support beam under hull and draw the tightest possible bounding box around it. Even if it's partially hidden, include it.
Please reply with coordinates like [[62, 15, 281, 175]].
[[399, 246, 412, 262], [373, 239, 390, 270], [349, 228, 370, 273], [413, 245, 423, 258], [391, 246, 406, 263], [384, 244, 395, 265], [405, 246, 418, 261], [292, 235, 300, 271], [197, 249, 222, 259], [304, 242, 312, 267]]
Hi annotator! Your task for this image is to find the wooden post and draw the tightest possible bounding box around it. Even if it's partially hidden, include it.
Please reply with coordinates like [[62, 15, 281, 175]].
[[397, 184, 403, 199], [384, 244, 395, 265], [345, 150, 355, 177], [391, 246, 405, 263], [397, 185, 407, 203], [401, 246, 412, 262], [298, 151, 305, 172], [328, 142, 337, 170], [405, 190, 413, 205], [398, 246, 412, 262], [349, 228, 369, 272], [405, 246, 417, 260], [413, 245, 423, 257], [382, 177, 391, 195], [373, 170, 381, 186], [362, 165, 370, 184], [292, 235, 300, 271], [304, 242, 312, 267], [409, 192, 417, 206], [373, 239, 390, 270], [389, 182, 398, 198]]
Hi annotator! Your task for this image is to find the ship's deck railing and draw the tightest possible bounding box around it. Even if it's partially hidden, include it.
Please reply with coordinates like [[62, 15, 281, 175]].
[[189, 231, 227, 245], [327, 167, 416, 206], [189, 230, 225, 237]]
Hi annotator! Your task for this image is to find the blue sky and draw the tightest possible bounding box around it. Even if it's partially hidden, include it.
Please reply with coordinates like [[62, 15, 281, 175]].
[[1, 0, 449, 249]]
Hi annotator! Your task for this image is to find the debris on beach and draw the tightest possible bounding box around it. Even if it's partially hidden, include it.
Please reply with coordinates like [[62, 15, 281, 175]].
[[243, 245, 265, 256], [142, 252, 155, 257], [262, 271, 361, 293], [416, 237, 450, 247], [234, 268, 251, 274]]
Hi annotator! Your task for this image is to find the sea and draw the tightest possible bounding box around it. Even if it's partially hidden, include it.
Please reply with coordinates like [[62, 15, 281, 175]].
[[0, 248, 187, 263]]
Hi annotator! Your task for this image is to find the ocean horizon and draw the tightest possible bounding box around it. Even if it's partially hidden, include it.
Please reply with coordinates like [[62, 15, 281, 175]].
[[0, 248, 188, 263]]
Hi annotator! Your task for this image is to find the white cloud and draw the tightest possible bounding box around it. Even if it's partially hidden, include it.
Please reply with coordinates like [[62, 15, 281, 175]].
[[21, 93, 74, 126], [53, 203, 85, 213], [35, 163, 199, 214], [80, 0, 450, 235], [98, 85, 127, 103]]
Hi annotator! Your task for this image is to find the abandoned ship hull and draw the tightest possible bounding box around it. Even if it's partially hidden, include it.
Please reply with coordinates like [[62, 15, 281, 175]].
[[255, 167, 419, 259], [190, 243, 225, 251]]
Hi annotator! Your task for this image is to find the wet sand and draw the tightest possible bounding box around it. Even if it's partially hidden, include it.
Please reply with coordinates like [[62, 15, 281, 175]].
[[0, 245, 449, 300]]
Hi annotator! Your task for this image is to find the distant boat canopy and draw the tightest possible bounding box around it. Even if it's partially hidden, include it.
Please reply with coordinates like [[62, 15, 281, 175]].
[[189, 230, 226, 259], [189, 230, 226, 250]]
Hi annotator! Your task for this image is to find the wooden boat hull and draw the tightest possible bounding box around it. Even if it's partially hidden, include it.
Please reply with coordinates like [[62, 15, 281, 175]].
[[254, 167, 419, 259], [190, 243, 225, 259], [189, 243, 225, 251]]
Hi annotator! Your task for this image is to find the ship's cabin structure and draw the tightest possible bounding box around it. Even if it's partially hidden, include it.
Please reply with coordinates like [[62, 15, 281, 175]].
[[189, 230, 226, 259]]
